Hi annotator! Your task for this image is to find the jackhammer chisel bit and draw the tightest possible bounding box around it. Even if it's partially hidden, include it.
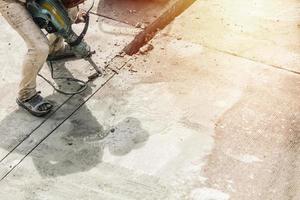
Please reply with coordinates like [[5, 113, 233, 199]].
[[83, 50, 104, 81], [86, 57, 105, 80]]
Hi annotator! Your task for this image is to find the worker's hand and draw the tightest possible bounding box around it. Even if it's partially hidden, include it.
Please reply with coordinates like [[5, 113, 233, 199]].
[[71, 40, 91, 58], [75, 10, 88, 24]]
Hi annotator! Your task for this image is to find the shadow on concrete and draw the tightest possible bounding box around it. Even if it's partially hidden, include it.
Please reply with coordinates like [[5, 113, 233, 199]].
[[0, 61, 149, 178]]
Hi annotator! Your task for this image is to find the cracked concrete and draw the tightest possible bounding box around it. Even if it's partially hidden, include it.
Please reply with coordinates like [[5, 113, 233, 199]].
[[0, 0, 299, 199]]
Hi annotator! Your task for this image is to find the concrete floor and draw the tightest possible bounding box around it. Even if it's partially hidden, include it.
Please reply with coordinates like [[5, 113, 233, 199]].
[[0, 0, 299, 199]]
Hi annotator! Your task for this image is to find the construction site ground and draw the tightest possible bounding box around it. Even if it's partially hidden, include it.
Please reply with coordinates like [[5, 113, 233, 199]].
[[0, 0, 299, 199]]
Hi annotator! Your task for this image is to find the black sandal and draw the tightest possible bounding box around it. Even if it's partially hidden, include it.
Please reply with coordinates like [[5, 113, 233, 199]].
[[16, 92, 53, 117]]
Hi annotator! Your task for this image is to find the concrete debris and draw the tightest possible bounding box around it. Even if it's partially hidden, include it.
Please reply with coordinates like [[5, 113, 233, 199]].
[[139, 43, 154, 55], [128, 9, 137, 14], [135, 22, 146, 29]]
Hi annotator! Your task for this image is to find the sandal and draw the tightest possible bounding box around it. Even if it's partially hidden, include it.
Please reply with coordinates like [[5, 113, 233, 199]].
[[16, 92, 53, 117]]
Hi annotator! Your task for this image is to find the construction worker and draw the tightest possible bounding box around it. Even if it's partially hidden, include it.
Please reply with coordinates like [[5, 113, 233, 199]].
[[0, 0, 86, 117]]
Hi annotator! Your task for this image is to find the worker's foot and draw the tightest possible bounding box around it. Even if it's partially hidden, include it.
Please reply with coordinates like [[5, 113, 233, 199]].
[[47, 45, 76, 61], [16, 92, 53, 117]]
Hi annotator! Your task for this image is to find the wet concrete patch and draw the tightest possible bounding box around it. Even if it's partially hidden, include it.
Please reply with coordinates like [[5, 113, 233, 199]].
[[104, 117, 149, 155]]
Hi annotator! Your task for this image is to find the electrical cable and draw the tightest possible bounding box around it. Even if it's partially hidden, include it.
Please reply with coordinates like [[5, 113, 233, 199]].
[[37, 0, 96, 95], [38, 61, 88, 95]]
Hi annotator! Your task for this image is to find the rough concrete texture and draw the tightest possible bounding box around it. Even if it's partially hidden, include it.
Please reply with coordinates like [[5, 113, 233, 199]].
[[0, 0, 299, 200], [165, 0, 300, 73], [83, 0, 173, 26]]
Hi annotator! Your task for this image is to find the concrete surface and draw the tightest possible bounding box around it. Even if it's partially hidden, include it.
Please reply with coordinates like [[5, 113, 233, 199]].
[[0, 0, 299, 199], [85, 0, 173, 26], [165, 0, 300, 73]]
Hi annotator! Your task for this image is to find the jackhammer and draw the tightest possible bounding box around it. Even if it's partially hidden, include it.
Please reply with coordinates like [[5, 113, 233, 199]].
[[26, 0, 103, 94]]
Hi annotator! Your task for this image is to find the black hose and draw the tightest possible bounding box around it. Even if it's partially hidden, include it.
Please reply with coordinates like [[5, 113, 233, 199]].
[[38, 61, 88, 95], [38, 0, 96, 95], [69, 0, 94, 47]]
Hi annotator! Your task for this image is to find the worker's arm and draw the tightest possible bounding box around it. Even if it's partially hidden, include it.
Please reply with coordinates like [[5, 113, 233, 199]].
[[75, 9, 87, 23], [67, 5, 87, 24]]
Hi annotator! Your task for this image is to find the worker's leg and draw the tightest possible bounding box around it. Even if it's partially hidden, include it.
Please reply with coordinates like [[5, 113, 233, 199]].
[[48, 34, 65, 54], [0, 0, 53, 115], [48, 6, 79, 54]]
